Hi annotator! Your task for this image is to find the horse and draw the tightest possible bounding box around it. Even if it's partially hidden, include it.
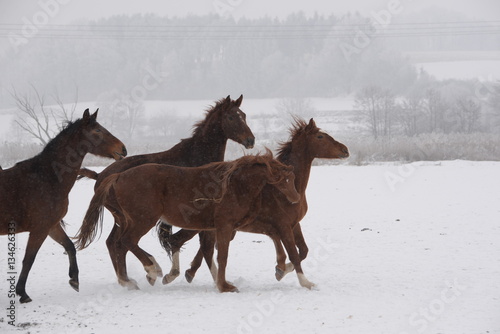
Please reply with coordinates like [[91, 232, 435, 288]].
[[77, 95, 255, 286], [160, 118, 349, 288], [75, 152, 300, 292], [0, 109, 126, 303]]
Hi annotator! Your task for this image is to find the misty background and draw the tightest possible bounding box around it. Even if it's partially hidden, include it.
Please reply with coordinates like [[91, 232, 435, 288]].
[[0, 0, 499, 167]]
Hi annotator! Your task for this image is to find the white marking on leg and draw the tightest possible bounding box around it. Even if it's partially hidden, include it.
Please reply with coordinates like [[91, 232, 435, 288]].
[[163, 252, 180, 284], [148, 255, 163, 277], [210, 258, 218, 282], [144, 264, 157, 285], [284, 262, 295, 275], [297, 273, 315, 290]]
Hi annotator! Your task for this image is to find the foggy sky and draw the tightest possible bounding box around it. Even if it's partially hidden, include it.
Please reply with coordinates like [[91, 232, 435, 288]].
[[1, 0, 499, 24]]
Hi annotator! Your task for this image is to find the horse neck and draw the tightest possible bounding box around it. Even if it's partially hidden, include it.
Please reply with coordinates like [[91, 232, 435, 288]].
[[171, 122, 227, 165], [191, 133, 227, 163], [279, 144, 313, 195], [43, 132, 88, 193]]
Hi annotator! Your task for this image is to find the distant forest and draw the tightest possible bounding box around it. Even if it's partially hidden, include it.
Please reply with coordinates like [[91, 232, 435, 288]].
[[1, 10, 498, 106]]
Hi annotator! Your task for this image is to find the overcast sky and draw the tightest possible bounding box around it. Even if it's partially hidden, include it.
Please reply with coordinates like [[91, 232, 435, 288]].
[[1, 0, 500, 24]]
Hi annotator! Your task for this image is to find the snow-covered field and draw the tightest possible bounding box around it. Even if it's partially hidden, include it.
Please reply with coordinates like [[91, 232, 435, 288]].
[[1, 161, 500, 334], [415, 60, 500, 80]]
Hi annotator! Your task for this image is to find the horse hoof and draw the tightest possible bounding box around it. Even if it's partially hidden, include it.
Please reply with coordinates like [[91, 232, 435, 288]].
[[218, 283, 239, 293], [275, 267, 285, 281], [20, 295, 32, 304], [69, 279, 79, 292], [146, 275, 156, 286], [119, 278, 140, 290], [162, 270, 180, 285], [185, 270, 194, 283]]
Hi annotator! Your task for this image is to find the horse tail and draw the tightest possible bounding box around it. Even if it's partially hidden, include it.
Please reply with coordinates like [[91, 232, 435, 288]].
[[75, 173, 119, 250], [156, 221, 174, 258], [77, 167, 99, 181]]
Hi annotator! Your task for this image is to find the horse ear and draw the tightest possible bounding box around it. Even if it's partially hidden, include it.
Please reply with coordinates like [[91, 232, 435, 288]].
[[223, 95, 231, 109], [235, 94, 243, 107], [91, 108, 99, 121], [306, 118, 317, 131], [82, 108, 90, 124]]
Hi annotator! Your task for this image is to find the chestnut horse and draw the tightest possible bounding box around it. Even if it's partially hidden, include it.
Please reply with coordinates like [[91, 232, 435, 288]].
[[0, 109, 126, 303], [77, 95, 255, 285], [75, 153, 300, 292], [160, 118, 349, 288]]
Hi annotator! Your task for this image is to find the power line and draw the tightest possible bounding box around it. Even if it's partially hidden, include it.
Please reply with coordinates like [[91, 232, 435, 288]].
[[1, 20, 498, 41]]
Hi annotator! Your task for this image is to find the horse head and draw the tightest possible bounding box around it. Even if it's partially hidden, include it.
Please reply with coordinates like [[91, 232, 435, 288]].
[[260, 152, 300, 204], [81, 109, 128, 161], [302, 118, 349, 159], [220, 95, 255, 149]]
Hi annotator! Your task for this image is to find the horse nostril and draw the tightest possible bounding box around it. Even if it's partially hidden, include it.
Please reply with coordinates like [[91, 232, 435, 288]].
[[122, 147, 128, 157], [247, 138, 255, 147]]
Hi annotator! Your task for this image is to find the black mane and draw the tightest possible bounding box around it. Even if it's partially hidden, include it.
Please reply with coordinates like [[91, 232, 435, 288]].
[[191, 97, 228, 138], [14, 117, 87, 169]]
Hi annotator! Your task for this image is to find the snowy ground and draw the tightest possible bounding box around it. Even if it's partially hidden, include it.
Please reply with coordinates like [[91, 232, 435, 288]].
[[1, 161, 500, 334], [415, 60, 500, 80]]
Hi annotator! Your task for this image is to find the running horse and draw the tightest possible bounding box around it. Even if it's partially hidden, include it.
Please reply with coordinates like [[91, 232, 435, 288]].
[[160, 118, 349, 288], [75, 153, 300, 292], [0, 109, 126, 303], [77, 95, 255, 286]]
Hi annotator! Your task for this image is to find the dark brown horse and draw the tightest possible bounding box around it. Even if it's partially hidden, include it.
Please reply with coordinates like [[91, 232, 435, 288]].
[[161, 118, 349, 288], [78, 95, 255, 285], [75, 153, 300, 292], [0, 109, 126, 303]]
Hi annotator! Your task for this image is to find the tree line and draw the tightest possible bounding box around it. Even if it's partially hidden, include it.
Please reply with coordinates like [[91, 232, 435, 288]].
[[355, 72, 500, 138], [0, 11, 469, 106]]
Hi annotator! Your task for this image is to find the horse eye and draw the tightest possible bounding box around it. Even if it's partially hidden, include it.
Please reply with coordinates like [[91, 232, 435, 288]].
[[228, 116, 234, 121], [95, 128, 102, 132], [317, 135, 323, 139]]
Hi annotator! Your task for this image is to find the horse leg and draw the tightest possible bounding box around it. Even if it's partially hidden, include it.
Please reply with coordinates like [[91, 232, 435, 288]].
[[215, 226, 238, 293], [162, 229, 199, 284], [106, 224, 121, 277], [293, 224, 309, 260], [185, 231, 218, 283], [270, 234, 291, 281], [16, 232, 49, 303], [275, 223, 315, 289], [279, 223, 308, 279], [185, 248, 203, 283], [107, 224, 138, 290], [48, 223, 79, 292], [128, 246, 162, 286]]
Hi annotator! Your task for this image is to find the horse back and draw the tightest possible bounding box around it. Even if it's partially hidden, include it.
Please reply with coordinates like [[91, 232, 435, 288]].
[[113, 163, 218, 230]]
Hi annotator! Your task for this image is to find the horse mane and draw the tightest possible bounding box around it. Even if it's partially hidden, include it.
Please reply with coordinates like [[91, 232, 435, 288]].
[[194, 150, 284, 203], [190, 97, 229, 138], [14, 117, 89, 170], [276, 116, 319, 162]]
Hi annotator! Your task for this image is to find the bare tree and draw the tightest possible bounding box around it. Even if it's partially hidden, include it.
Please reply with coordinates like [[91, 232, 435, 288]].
[[399, 94, 424, 136], [275, 97, 316, 119], [98, 90, 144, 143], [423, 88, 449, 133], [455, 97, 481, 133], [355, 86, 395, 139], [11, 85, 78, 145]]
